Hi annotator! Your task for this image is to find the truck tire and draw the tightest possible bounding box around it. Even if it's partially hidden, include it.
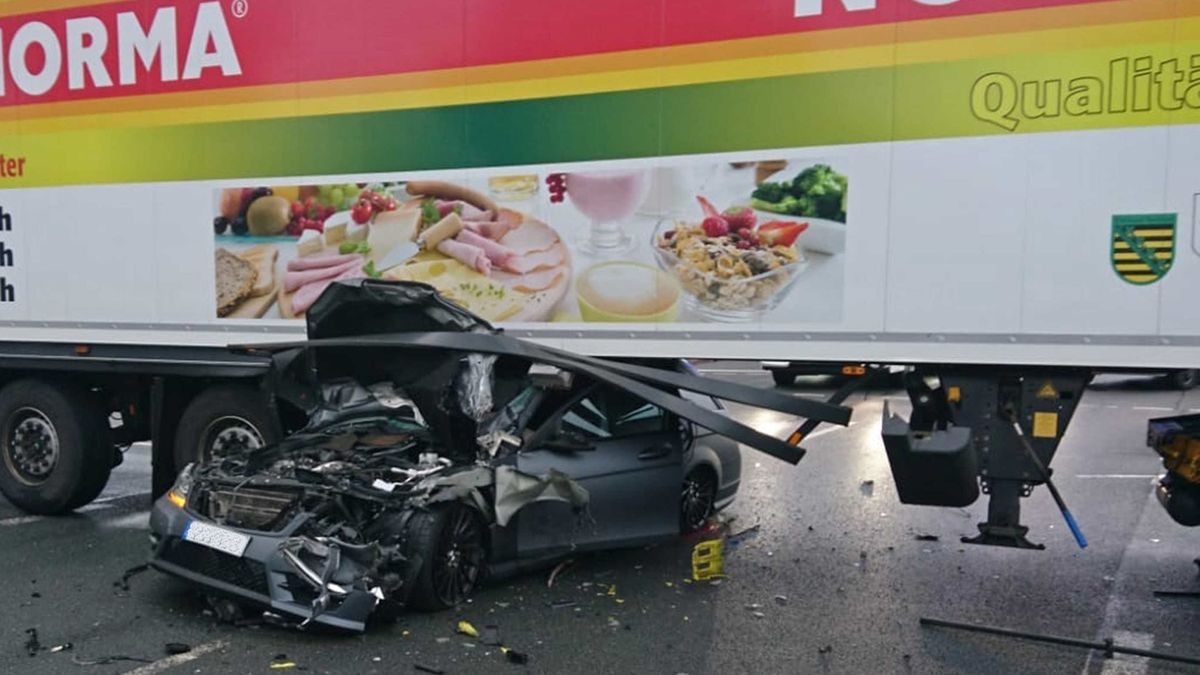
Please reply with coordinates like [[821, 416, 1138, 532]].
[[173, 385, 278, 471], [0, 379, 113, 514]]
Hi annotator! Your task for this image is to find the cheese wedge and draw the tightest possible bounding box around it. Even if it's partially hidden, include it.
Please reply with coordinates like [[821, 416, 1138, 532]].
[[384, 258, 524, 322], [367, 206, 420, 264]]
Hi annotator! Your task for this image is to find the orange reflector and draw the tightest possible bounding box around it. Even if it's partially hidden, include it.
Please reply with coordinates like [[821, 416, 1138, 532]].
[[787, 431, 804, 446], [166, 490, 186, 508], [947, 386, 962, 403], [842, 365, 866, 376], [74, 344, 91, 356]]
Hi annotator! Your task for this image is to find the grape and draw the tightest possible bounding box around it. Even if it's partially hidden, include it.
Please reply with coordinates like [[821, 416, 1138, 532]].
[[213, 216, 230, 234], [231, 216, 249, 236], [329, 188, 345, 207]]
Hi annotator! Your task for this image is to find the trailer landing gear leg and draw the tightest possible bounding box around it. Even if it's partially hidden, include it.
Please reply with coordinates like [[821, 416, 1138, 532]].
[[962, 479, 1043, 550]]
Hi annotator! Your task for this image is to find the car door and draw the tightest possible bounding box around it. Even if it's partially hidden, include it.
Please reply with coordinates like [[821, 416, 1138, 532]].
[[515, 384, 683, 558]]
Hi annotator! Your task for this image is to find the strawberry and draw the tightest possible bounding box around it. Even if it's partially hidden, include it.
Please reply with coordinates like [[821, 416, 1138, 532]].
[[722, 206, 757, 231], [702, 216, 730, 238], [757, 220, 808, 247]]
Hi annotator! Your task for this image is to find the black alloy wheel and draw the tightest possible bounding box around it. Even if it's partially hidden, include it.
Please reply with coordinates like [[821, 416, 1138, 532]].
[[681, 467, 717, 533]]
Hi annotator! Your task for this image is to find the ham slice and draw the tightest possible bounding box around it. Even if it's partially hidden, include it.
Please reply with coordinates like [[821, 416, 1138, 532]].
[[500, 220, 559, 255], [292, 268, 363, 314], [436, 239, 492, 275], [283, 257, 363, 293], [492, 267, 564, 293], [456, 229, 515, 266], [502, 243, 565, 275], [286, 253, 360, 272], [464, 220, 519, 241]]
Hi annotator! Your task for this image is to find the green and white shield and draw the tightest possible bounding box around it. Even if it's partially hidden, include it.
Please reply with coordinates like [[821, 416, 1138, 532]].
[[1111, 213, 1176, 285]]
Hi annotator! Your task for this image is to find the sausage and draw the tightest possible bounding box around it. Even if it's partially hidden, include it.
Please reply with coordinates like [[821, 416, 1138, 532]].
[[405, 181, 499, 220]]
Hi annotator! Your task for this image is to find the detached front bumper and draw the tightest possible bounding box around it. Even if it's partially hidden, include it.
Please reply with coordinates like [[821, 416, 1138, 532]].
[[148, 496, 382, 632]]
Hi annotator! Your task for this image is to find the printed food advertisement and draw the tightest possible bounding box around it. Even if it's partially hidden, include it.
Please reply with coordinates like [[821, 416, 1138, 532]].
[[212, 159, 849, 325]]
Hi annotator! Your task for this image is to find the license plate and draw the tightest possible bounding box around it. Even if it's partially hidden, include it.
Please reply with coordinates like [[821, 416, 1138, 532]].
[[183, 520, 250, 557]]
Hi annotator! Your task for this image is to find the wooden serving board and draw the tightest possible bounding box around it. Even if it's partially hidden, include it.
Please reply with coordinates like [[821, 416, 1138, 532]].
[[227, 283, 279, 318]]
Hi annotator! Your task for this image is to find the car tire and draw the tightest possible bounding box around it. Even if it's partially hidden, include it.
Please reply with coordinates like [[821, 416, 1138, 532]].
[[173, 385, 278, 471], [0, 379, 113, 514], [681, 466, 718, 533], [1171, 369, 1198, 391], [771, 370, 795, 387], [404, 503, 487, 611]]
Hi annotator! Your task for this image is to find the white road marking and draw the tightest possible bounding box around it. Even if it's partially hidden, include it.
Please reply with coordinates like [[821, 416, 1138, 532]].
[[803, 422, 857, 441], [1097, 630, 1154, 675], [122, 640, 227, 675], [0, 515, 42, 526], [1075, 475, 1157, 480], [104, 511, 151, 530], [697, 369, 771, 374], [1082, 489, 1159, 674], [1131, 406, 1175, 412]]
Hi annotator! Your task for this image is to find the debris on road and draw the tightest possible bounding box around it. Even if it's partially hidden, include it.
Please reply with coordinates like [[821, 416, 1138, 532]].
[[774, 595, 789, 606], [70, 654, 154, 667], [49, 643, 73, 653], [501, 646, 530, 665], [548, 599, 578, 610], [818, 645, 833, 655], [479, 624, 502, 647], [726, 524, 761, 550], [915, 534, 940, 542], [546, 559, 573, 588], [691, 539, 725, 581], [24, 628, 40, 656], [414, 664, 445, 675], [164, 643, 191, 655], [113, 563, 150, 593], [860, 480, 875, 497], [269, 653, 298, 670], [457, 621, 480, 638]]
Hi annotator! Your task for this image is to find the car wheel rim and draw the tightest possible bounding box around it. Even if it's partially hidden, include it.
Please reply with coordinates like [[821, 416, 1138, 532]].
[[432, 508, 484, 606], [199, 416, 265, 460], [681, 470, 716, 531], [3, 407, 60, 486]]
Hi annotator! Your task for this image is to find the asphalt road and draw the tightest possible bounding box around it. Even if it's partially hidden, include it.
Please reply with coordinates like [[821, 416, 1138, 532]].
[[1, 369, 1199, 674]]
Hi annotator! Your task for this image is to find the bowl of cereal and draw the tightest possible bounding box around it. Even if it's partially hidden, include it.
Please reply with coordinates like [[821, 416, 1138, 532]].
[[652, 218, 809, 322]]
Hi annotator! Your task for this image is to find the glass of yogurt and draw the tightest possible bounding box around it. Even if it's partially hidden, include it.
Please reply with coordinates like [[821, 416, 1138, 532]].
[[566, 170, 650, 255]]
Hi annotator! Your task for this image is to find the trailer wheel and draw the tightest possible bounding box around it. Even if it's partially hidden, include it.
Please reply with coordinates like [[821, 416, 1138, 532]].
[[1171, 369, 1198, 391], [173, 385, 277, 471], [0, 379, 113, 514]]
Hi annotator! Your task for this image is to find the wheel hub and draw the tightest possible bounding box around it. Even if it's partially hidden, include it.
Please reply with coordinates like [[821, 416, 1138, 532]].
[[4, 408, 59, 486], [201, 416, 265, 459]]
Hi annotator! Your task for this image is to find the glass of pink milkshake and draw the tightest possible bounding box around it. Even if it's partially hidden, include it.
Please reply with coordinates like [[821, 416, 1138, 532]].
[[566, 170, 650, 255]]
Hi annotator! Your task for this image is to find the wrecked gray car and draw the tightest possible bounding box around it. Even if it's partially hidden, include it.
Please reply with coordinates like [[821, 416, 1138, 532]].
[[148, 280, 851, 631]]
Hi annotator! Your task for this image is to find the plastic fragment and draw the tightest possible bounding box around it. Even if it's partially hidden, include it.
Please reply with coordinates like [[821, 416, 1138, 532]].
[[270, 654, 297, 670], [691, 539, 724, 581], [164, 643, 191, 655], [414, 664, 445, 674], [915, 534, 940, 542], [457, 621, 479, 638], [606, 585, 617, 597], [49, 643, 72, 653], [501, 646, 530, 665], [113, 564, 150, 592], [547, 559, 573, 589]]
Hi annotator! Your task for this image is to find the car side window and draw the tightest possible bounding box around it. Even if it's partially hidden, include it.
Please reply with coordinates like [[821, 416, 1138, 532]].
[[604, 389, 667, 437], [559, 393, 611, 441]]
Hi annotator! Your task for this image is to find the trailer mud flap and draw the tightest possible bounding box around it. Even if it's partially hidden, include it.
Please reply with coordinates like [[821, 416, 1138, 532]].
[[881, 405, 978, 507]]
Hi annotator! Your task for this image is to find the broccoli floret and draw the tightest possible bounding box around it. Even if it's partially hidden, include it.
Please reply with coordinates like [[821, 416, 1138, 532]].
[[789, 164, 833, 196], [751, 181, 788, 204]]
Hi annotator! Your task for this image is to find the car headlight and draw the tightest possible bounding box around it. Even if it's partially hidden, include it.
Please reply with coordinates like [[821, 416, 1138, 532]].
[[166, 463, 195, 508]]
